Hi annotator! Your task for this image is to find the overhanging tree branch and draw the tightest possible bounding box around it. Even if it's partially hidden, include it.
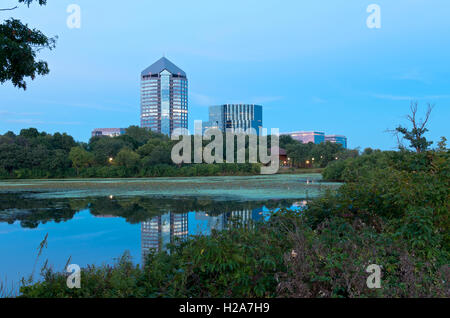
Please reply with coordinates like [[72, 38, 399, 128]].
[[1, 0, 55, 90], [0, 7, 19, 11]]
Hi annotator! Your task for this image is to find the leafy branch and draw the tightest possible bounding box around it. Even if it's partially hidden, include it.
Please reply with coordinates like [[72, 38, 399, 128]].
[[0, 0, 55, 89]]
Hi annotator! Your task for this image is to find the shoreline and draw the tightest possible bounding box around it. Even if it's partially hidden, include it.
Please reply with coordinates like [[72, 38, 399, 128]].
[[0, 169, 324, 182]]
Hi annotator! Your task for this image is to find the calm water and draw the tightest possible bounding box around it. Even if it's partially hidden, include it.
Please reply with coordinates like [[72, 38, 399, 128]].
[[0, 174, 339, 294]]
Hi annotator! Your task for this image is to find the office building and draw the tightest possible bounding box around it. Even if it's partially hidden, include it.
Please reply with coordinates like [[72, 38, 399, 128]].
[[140, 57, 188, 136], [91, 128, 125, 138], [325, 135, 348, 149], [284, 131, 325, 144], [203, 104, 262, 134]]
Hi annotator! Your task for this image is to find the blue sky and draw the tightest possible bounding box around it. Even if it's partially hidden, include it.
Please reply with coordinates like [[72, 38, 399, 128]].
[[1, 0, 449, 150]]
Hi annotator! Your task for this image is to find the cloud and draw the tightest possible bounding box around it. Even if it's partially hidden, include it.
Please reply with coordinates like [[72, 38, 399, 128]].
[[224, 96, 283, 105], [249, 96, 283, 104], [0, 110, 42, 116], [1, 97, 134, 113], [394, 70, 431, 84], [5, 119, 81, 125], [0, 110, 81, 126], [311, 96, 326, 104], [190, 92, 216, 106], [40, 99, 134, 113], [190, 93, 283, 107], [373, 94, 450, 101]]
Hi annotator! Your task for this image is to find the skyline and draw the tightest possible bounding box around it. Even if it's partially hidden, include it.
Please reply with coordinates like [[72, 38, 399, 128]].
[[1, 0, 449, 150]]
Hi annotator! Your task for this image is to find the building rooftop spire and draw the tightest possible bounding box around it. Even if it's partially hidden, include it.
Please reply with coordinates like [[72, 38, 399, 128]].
[[141, 57, 186, 77]]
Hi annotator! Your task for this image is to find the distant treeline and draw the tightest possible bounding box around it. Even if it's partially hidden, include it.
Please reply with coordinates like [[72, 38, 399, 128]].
[[0, 126, 356, 179]]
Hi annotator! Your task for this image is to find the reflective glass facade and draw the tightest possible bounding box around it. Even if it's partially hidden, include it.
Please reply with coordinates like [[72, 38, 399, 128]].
[[203, 104, 263, 134], [141, 212, 188, 263], [285, 131, 325, 144], [91, 128, 125, 137], [140, 58, 188, 136], [325, 135, 348, 149]]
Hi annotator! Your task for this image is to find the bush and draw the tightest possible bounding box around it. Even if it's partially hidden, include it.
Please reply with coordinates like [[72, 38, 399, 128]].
[[19, 210, 449, 298]]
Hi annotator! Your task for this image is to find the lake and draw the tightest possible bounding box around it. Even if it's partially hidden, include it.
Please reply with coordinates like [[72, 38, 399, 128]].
[[0, 173, 339, 295]]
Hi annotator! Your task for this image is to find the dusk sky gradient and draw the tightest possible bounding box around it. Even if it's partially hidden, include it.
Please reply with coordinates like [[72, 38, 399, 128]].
[[1, 0, 449, 150]]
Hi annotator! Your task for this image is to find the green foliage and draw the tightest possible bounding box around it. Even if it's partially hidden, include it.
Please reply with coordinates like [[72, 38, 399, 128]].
[[280, 136, 355, 169], [396, 126, 433, 153], [115, 148, 140, 170], [394, 102, 434, 153], [0, 128, 263, 179], [69, 147, 94, 174], [19, 208, 449, 298], [321, 149, 449, 263], [18, 0, 48, 6], [437, 137, 447, 152], [0, 130, 76, 176], [276, 215, 448, 298], [0, 0, 56, 89], [89, 136, 130, 165]]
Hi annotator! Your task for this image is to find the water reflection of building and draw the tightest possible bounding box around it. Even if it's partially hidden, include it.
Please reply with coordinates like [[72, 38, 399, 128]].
[[141, 212, 188, 264], [223, 210, 252, 228], [140, 206, 282, 264], [141, 216, 161, 263], [190, 212, 224, 235]]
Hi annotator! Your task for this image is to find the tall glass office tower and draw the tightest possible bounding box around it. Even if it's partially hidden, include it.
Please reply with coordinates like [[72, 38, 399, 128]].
[[140, 57, 188, 136]]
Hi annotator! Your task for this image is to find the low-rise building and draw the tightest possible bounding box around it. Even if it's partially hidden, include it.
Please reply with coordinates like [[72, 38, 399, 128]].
[[91, 128, 126, 138], [283, 131, 325, 144], [325, 135, 347, 149]]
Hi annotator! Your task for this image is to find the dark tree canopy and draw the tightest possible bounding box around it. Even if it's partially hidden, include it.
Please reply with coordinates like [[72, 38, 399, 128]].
[[0, 0, 56, 89]]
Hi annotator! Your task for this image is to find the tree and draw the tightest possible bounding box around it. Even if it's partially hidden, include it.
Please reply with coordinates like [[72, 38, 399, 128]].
[[141, 144, 172, 166], [0, 142, 22, 173], [69, 146, 94, 175], [437, 137, 447, 152], [19, 127, 39, 138], [123, 126, 160, 149], [1, 0, 56, 89], [279, 135, 296, 149], [89, 136, 130, 165], [310, 141, 343, 168], [115, 148, 140, 170], [394, 102, 434, 153]]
